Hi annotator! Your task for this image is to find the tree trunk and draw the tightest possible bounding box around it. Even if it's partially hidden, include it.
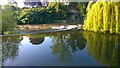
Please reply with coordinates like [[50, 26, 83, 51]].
[[2, 31, 4, 35]]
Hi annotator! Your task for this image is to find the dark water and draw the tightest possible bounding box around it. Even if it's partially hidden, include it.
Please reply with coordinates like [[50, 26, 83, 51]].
[[1, 30, 120, 66]]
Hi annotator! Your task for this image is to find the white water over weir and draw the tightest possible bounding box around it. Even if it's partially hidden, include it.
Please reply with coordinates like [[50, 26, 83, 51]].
[[16, 24, 83, 31], [51, 25, 82, 30]]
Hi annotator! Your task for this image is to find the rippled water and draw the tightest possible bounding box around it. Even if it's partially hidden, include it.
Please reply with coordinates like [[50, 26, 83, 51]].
[[1, 30, 120, 66]]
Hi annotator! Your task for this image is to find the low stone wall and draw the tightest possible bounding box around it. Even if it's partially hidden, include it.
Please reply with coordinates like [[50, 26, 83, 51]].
[[16, 24, 83, 30]]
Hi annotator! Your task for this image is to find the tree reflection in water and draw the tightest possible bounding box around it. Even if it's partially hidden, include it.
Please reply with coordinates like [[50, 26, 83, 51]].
[[29, 37, 44, 45], [25, 34, 45, 45], [2, 35, 45, 65], [2, 35, 22, 65], [50, 30, 86, 62], [83, 31, 120, 66]]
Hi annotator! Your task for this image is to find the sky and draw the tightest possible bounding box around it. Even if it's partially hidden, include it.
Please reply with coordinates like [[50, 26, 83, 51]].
[[0, 0, 25, 8], [0, 0, 51, 8], [14, 0, 25, 8], [0, 0, 69, 8]]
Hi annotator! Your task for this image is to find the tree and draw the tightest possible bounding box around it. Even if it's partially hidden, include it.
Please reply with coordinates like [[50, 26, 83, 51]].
[[2, 5, 17, 35], [0, 5, 2, 34], [83, 1, 120, 34]]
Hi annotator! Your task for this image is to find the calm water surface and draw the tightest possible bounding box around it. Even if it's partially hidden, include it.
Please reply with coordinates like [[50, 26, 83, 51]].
[[1, 30, 120, 66]]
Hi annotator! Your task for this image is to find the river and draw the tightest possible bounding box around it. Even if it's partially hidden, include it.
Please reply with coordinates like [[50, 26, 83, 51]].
[[1, 30, 120, 66]]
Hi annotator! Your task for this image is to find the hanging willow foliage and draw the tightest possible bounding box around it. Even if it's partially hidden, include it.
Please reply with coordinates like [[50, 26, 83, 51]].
[[83, 0, 120, 34]]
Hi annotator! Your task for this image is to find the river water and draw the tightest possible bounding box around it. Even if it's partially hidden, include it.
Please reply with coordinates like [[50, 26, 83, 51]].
[[1, 30, 120, 66]]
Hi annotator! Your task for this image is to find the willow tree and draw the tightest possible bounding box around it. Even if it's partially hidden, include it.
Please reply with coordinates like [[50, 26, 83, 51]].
[[115, 2, 119, 33], [83, 0, 120, 34]]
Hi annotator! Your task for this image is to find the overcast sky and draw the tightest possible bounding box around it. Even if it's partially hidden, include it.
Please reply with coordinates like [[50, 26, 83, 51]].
[[0, 0, 25, 8], [0, 0, 69, 8], [0, 0, 51, 8]]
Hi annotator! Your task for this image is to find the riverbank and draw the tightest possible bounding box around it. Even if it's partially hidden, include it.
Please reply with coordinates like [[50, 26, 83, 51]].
[[1, 24, 83, 36]]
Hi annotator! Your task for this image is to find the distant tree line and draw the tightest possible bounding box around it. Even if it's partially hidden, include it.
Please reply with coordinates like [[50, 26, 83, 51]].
[[15, 2, 88, 24]]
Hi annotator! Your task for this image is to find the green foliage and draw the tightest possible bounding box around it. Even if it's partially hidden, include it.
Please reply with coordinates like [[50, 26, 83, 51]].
[[2, 5, 17, 33], [17, 3, 68, 24], [16, 2, 88, 24], [83, 1, 120, 34], [76, 2, 88, 21], [86, 1, 93, 12], [0, 5, 2, 32], [66, 2, 88, 22]]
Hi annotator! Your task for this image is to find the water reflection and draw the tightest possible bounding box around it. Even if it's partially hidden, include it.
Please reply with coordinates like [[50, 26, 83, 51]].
[[2, 35, 22, 64], [29, 37, 44, 45], [1, 30, 120, 66], [83, 31, 120, 66], [50, 30, 86, 62], [2, 35, 45, 65]]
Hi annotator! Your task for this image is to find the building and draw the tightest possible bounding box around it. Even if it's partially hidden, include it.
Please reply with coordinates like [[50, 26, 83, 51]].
[[24, 0, 48, 8]]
